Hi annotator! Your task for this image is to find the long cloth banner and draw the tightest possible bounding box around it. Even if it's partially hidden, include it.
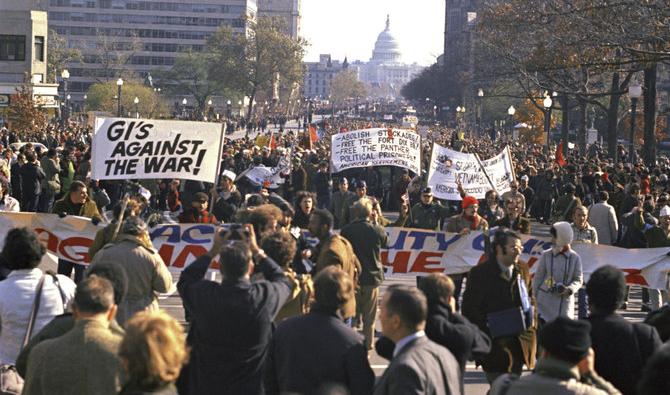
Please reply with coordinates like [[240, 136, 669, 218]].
[[330, 128, 421, 174], [92, 117, 225, 183], [0, 213, 667, 288], [427, 144, 515, 200]]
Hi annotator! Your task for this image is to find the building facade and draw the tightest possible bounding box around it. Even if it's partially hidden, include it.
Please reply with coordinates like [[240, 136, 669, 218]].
[[44, 0, 257, 98], [302, 54, 344, 98], [0, 0, 59, 122], [256, 0, 300, 39]]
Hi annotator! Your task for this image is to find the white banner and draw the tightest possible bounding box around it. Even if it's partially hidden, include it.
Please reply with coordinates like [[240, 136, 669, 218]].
[[480, 146, 515, 195], [1, 213, 667, 288], [92, 118, 225, 183], [237, 149, 291, 189], [427, 144, 491, 200], [330, 128, 421, 174]]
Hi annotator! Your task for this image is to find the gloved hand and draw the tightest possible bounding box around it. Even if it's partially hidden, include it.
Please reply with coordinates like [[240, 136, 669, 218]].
[[91, 217, 101, 226], [58, 212, 67, 218]]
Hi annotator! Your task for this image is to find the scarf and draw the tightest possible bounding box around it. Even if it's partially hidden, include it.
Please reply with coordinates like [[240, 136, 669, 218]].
[[463, 213, 480, 230]]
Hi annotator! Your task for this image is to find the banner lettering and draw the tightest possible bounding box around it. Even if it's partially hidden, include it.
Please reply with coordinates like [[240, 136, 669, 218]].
[[330, 128, 421, 174], [92, 117, 225, 183]]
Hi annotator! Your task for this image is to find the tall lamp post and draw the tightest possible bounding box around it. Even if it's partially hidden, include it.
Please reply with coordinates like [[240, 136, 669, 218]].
[[133, 96, 139, 118], [507, 105, 516, 138], [476, 88, 484, 136], [456, 106, 466, 132], [628, 83, 642, 164], [60, 70, 69, 127], [226, 100, 232, 119], [116, 78, 123, 117], [543, 94, 553, 152], [181, 98, 187, 119]]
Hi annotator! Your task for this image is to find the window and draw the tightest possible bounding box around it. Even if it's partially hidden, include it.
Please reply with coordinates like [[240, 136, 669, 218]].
[[34, 36, 44, 62], [0, 35, 26, 61]]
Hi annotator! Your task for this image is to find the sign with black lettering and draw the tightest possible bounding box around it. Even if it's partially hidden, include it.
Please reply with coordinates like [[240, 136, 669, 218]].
[[330, 128, 421, 174], [92, 118, 224, 182]]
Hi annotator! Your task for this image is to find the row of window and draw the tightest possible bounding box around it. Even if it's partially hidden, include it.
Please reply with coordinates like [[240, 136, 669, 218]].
[[50, 12, 244, 27], [50, 0, 248, 14], [52, 24, 241, 39], [0, 35, 44, 62]]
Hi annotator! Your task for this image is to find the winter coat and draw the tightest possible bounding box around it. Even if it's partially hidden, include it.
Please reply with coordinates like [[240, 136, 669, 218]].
[[89, 235, 173, 326], [532, 248, 583, 321], [588, 202, 618, 245]]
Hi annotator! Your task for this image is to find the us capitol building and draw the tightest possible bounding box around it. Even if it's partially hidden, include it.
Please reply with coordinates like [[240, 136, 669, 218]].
[[303, 15, 423, 99], [354, 15, 424, 97]]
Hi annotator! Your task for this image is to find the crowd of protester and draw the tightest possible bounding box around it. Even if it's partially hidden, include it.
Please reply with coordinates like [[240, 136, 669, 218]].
[[0, 116, 669, 395]]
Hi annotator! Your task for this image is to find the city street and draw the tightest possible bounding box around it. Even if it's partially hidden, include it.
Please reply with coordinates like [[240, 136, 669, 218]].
[[156, 219, 649, 395]]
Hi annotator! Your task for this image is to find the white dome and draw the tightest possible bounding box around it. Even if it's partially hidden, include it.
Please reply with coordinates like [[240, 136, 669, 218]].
[[371, 15, 402, 64]]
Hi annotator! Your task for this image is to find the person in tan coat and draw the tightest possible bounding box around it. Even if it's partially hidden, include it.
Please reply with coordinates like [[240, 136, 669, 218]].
[[22, 276, 124, 395], [308, 208, 361, 319], [89, 216, 173, 326]]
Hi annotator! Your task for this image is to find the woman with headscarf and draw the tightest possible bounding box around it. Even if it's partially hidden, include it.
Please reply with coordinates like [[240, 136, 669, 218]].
[[532, 221, 583, 325]]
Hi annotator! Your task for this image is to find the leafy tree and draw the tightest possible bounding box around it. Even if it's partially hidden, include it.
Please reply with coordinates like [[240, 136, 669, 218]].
[[47, 30, 81, 83], [85, 81, 167, 118], [401, 63, 444, 103], [155, 51, 221, 119], [330, 69, 366, 104], [7, 78, 48, 132]]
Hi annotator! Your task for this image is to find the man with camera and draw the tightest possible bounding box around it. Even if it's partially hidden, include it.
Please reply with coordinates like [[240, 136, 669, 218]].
[[177, 223, 295, 395]]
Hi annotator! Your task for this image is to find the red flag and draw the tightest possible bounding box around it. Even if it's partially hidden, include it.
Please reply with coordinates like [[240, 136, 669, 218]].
[[556, 141, 567, 167], [269, 132, 277, 151], [308, 124, 318, 143]]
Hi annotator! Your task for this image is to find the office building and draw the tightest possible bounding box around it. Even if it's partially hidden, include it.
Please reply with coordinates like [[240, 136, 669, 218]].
[[45, 0, 257, 98], [0, 0, 59, 122]]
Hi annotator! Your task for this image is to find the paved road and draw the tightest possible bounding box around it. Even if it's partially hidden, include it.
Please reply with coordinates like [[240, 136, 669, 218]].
[[156, 218, 648, 394]]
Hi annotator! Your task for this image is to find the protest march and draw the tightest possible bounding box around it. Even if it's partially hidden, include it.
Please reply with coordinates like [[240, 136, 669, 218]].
[[2, 104, 670, 395]]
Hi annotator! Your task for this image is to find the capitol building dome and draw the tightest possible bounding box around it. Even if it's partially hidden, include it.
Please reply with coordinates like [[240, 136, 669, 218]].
[[371, 15, 402, 64]]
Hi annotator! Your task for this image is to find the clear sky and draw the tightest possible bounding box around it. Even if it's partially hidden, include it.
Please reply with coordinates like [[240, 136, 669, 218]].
[[301, 0, 445, 66]]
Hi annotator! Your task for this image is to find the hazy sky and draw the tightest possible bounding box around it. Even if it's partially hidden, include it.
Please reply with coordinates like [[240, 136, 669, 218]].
[[301, 0, 444, 66]]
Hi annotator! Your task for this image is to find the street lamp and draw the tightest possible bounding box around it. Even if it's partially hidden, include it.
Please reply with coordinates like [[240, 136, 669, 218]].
[[226, 100, 232, 119], [133, 96, 139, 118], [116, 78, 123, 117], [181, 98, 188, 119], [507, 105, 516, 138], [477, 88, 484, 136], [60, 70, 70, 127], [543, 94, 553, 151], [628, 83, 642, 164]]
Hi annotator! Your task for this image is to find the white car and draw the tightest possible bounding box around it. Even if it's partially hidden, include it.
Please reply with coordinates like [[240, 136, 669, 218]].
[[9, 142, 48, 152]]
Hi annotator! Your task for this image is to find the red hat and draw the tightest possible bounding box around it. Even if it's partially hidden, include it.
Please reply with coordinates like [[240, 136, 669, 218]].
[[461, 195, 479, 209]]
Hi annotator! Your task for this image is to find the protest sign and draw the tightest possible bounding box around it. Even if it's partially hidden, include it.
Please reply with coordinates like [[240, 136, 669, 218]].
[[92, 117, 225, 183], [2, 212, 667, 287], [237, 149, 291, 188], [426, 144, 491, 200], [330, 128, 421, 174], [480, 146, 516, 194]]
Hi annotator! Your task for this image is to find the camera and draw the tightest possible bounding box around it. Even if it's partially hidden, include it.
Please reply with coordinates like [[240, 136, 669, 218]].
[[220, 223, 250, 241], [548, 283, 567, 294]]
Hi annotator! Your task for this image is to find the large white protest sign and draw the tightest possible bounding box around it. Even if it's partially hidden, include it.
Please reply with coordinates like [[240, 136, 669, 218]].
[[0, 213, 667, 287], [481, 146, 515, 194], [330, 128, 421, 174], [427, 144, 491, 200], [92, 118, 225, 183]]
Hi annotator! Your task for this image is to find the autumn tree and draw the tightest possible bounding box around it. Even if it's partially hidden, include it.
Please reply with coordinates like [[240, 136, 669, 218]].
[[7, 80, 48, 132], [85, 80, 167, 118], [330, 69, 366, 104]]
